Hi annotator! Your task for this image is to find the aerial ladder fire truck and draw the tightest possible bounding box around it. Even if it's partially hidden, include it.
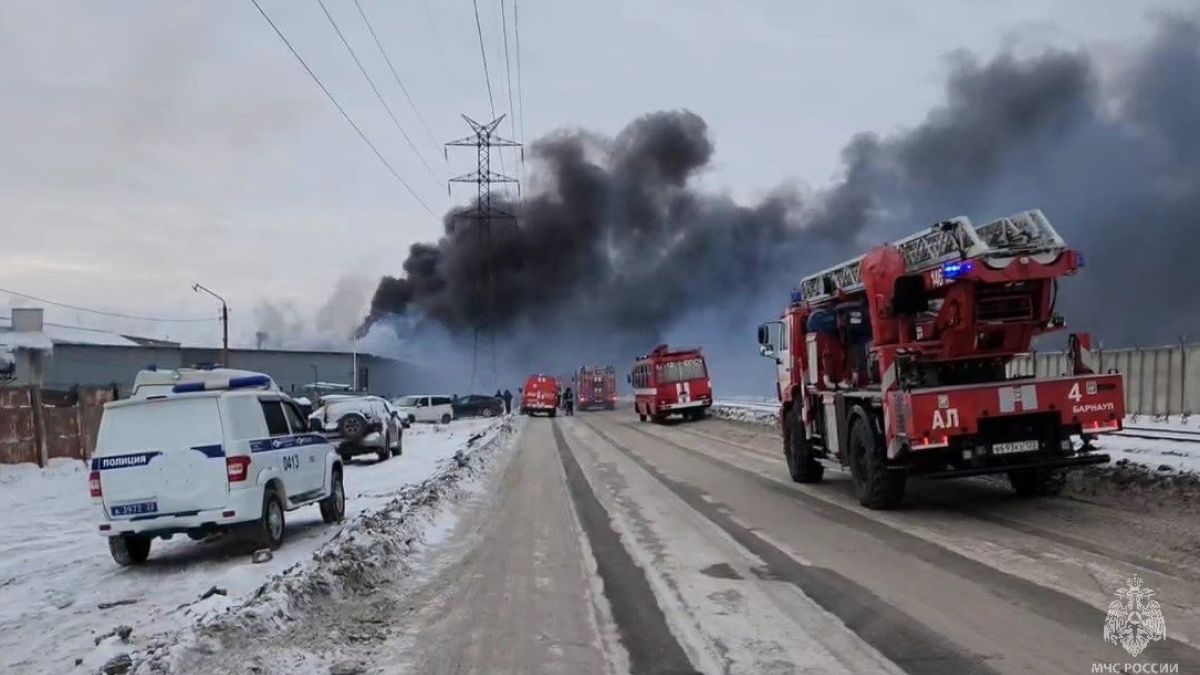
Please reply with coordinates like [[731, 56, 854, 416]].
[[756, 209, 1124, 508]]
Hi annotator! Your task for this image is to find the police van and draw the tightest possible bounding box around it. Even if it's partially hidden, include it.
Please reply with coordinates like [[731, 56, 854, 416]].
[[90, 369, 345, 566]]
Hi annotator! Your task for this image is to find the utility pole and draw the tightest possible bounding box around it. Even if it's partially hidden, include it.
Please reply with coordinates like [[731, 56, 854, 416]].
[[192, 282, 229, 367], [446, 114, 520, 389]]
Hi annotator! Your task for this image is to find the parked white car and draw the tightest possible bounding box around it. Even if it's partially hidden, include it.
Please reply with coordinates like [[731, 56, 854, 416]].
[[307, 395, 404, 462], [392, 395, 455, 424], [91, 370, 344, 566]]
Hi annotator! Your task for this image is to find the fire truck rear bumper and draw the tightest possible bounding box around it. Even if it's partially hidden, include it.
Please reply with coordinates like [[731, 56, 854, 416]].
[[660, 400, 711, 411], [923, 453, 1110, 480]]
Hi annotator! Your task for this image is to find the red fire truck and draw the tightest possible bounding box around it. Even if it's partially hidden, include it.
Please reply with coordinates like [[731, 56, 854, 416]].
[[576, 365, 617, 411], [757, 209, 1123, 509], [521, 374, 560, 417], [630, 345, 713, 422]]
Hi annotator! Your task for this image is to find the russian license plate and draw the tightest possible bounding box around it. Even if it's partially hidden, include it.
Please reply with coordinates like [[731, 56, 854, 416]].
[[110, 501, 158, 517], [992, 440, 1039, 455]]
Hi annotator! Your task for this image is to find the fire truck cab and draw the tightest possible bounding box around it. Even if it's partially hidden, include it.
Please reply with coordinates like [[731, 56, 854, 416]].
[[576, 365, 617, 411], [757, 209, 1123, 509], [630, 345, 713, 422]]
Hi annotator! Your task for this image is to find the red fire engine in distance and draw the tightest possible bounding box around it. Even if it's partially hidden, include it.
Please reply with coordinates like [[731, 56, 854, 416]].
[[630, 344, 713, 423], [520, 374, 560, 417], [576, 365, 617, 411], [757, 209, 1124, 509]]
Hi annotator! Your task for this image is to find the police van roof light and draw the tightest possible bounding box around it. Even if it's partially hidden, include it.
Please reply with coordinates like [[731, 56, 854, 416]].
[[172, 374, 272, 393], [228, 375, 271, 389]]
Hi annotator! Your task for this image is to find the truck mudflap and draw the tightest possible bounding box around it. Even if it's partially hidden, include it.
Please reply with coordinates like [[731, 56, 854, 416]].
[[922, 452, 1110, 479]]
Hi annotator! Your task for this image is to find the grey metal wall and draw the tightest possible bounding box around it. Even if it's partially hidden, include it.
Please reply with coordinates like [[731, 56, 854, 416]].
[[42, 344, 418, 399], [1008, 343, 1197, 415]]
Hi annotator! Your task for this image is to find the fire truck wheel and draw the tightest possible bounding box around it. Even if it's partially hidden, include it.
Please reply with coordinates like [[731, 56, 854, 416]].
[[549, 409, 557, 418], [786, 407, 824, 483], [847, 409, 905, 509], [1007, 468, 1066, 497], [638, 412, 647, 422]]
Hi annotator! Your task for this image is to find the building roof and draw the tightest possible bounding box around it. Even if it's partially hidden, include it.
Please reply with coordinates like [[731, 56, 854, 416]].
[[0, 316, 180, 348]]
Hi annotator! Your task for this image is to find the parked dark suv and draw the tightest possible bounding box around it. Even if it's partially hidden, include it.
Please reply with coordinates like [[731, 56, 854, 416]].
[[452, 394, 505, 419]]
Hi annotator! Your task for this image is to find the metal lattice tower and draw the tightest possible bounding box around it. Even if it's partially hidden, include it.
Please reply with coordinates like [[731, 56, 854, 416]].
[[446, 114, 521, 387]]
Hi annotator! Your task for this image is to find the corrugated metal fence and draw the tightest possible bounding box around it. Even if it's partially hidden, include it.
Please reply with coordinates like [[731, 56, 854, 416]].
[[0, 386, 114, 465], [1009, 342, 1196, 416]]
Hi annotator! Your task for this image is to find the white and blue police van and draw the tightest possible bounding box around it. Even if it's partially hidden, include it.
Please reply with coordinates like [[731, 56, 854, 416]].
[[90, 369, 345, 566]]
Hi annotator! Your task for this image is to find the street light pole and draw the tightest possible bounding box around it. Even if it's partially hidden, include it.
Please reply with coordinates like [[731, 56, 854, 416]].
[[192, 282, 229, 367]]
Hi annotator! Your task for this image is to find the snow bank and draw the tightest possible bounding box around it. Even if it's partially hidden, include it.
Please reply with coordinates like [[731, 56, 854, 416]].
[[711, 399, 1200, 478], [711, 397, 779, 427], [136, 417, 516, 673], [0, 418, 511, 675]]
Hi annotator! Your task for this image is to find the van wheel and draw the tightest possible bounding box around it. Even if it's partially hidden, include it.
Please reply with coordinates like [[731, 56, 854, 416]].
[[1008, 468, 1066, 497], [482, 407, 495, 418], [847, 408, 905, 509], [440, 413, 452, 424], [786, 406, 824, 483], [320, 469, 345, 523], [258, 487, 286, 549], [108, 534, 151, 566], [392, 433, 403, 457]]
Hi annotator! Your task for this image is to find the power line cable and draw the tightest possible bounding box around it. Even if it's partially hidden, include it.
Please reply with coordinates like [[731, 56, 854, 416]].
[[470, 0, 496, 118], [351, 0, 442, 155], [0, 288, 218, 323], [514, 0, 526, 180], [314, 0, 442, 185], [499, 0, 518, 191], [248, 0, 436, 216]]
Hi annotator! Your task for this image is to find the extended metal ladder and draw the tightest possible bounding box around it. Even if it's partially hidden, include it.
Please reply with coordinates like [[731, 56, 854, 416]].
[[797, 209, 1067, 303]]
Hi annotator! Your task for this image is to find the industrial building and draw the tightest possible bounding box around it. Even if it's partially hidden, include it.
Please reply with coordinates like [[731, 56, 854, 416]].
[[1, 308, 419, 398]]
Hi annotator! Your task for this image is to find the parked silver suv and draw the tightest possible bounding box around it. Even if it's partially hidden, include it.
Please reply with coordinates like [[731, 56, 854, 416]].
[[308, 395, 404, 463]]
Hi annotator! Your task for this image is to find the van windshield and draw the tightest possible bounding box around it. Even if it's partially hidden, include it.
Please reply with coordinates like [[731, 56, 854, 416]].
[[96, 397, 222, 454], [656, 358, 707, 383], [395, 396, 420, 407]]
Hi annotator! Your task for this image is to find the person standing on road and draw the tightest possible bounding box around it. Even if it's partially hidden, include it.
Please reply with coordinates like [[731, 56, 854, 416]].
[[563, 387, 575, 416], [501, 389, 513, 414]]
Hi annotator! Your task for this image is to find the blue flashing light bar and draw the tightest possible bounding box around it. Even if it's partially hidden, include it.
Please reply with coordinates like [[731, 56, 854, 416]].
[[790, 289, 805, 304], [228, 375, 271, 389], [172, 375, 271, 393], [942, 260, 975, 280]]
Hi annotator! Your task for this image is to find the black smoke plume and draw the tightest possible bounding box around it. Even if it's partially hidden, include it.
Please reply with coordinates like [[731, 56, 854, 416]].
[[368, 14, 1200, 391]]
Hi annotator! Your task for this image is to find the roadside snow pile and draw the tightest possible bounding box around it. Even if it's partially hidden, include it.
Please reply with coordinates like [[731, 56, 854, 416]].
[[136, 417, 516, 673], [711, 396, 778, 427], [0, 418, 511, 675], [711, 400, 1200, 479]]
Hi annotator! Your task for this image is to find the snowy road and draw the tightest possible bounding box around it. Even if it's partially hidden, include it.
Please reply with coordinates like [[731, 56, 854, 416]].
[[159, 410, 1200, 673], [0, 419, 502, 674]]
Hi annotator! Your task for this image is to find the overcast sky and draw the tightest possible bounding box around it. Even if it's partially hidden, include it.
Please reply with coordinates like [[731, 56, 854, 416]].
[[0, 0, 1190, 347]]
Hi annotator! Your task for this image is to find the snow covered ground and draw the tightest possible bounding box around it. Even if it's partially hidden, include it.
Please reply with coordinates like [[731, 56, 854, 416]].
[[0, 418, 506, 675], [710, 396, 779, 426], [712, 398, 1200, 475]]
